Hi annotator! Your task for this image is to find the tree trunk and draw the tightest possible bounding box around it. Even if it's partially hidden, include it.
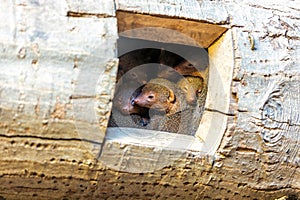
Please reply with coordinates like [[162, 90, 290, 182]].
[[0, 0, 299, 199]]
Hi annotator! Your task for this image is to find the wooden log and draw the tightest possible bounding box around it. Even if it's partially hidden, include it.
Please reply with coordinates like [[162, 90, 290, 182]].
[[0, 0, 299, 199]]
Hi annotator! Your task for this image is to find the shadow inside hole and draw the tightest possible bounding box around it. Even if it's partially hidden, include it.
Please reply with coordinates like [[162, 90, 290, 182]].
[[108, 39, 208, 137]]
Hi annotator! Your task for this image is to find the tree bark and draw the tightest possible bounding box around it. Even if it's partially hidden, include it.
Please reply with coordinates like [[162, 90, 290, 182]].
[[0, 0, 299, 199]]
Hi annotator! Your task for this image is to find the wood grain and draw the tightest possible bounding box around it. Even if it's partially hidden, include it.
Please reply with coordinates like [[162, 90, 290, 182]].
[[0, 0, 300, 199]]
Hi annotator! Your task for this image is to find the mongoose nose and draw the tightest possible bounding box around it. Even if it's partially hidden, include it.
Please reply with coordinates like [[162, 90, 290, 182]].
[[189, 98, 197, 105], [131, 98, 137, 105], [133, 98, 140, 105]]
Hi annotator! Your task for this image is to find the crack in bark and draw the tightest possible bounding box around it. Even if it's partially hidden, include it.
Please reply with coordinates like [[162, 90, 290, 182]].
[[260, 32, 300, 41], [251, 115, 300, 128], [0, 134, 103, 146], [236, 147, 260, 154], [247, 3, 291, 14], [14, 186, 59, 191], [69, 95, 96, 100], [204, 107, 235, 116], [67, 11, 114, 18]]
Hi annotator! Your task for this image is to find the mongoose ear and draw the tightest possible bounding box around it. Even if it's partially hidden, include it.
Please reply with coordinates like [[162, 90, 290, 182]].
[[196, 87, 202, 94], [168, 89, 175, 103]]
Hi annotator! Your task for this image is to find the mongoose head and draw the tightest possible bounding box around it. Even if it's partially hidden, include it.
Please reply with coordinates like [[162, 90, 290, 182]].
[[113, 82, 146, 115], [157, 66, 180, 80], [117, 65, 148, 85], [173, 61, 200, 76], [157, 60, 202, 82], [157, 64, 182, 83], [132, 82, 176, 113], [177, 76, 204, 105], [126, 67, 148, 85], [114, 93, 138, 115]]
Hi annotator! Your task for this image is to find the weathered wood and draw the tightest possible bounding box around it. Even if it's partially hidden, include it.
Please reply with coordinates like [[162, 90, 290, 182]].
[[117, 11, 227, 48], [0, 0, 300, 199]]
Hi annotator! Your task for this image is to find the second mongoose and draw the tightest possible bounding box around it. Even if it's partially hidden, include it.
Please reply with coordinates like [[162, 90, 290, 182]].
[[176, 76, 204, 105], [132, 78, 189, 115], [111, 81, 149, 126], [157, 60, 204, 80]]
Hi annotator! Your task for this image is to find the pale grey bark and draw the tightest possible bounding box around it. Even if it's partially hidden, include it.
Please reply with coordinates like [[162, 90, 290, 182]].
[[0, 0, 299, 199]]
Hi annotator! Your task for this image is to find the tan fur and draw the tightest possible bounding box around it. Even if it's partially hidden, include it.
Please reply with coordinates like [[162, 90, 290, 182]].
[[111, 81, 150, 126], [173, 60, 202, 77], [157, 60, 206, 83], [177, 76, 204, 105], [112, 82, 146, 115], [117, 49, 155, 84], [108, 109, 148, 129], [117, 65, 148, 85], [132, 78, 189, 115], [148, 109, 195, 135]]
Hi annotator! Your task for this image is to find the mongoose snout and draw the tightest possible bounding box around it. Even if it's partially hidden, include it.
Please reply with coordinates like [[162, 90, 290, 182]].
[[132, 78, 186, 115], [111, 81, 150, 126]]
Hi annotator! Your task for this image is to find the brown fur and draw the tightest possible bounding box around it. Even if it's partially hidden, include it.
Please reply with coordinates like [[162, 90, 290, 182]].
[[117, 65, 148, 85], [173, 60, 202, 77], [108, 109, 148, 129], [112, 82, 144, 115], [158, 49, 183, 67], [132, 78, 188, 115], [148, 109, 195, 135], [177, 76, 204, 105], [157, 60, 204, 82], [117, 49, 159, 84], [144, 77, 207, 135], [111, 81, 149, 126], [156, 66, 182, 82]]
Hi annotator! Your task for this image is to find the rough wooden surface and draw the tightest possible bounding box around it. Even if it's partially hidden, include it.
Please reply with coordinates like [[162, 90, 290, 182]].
[[0, 0, 300, 199], [117, 11, 227, 48]]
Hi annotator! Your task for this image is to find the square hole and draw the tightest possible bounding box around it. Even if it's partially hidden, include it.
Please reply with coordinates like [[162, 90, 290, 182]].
[[102, 11, 233, 171], [109, 38, 208, 135]]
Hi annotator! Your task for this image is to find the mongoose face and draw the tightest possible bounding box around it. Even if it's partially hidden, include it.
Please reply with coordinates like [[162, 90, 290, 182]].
[[157, 65, 182, 82], [157, 60, 203, 82], [127, 70, 147, 84], [117, 65, 148, 85], [177, 76, 204, 104], [112, 82, 146, 116], [132, 82, 175, 113], [173, 60, 202, 76], [117, 48, 158, 84]]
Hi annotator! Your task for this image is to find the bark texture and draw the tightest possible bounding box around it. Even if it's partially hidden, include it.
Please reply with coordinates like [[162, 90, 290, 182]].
[[0, 0, 300, 199]]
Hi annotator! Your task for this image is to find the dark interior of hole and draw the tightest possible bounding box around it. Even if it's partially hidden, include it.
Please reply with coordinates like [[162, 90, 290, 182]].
[[108, 37, 208, 136]]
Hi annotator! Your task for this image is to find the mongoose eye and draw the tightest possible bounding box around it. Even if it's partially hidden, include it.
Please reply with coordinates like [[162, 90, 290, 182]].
[[148, 95, 154, 99]]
